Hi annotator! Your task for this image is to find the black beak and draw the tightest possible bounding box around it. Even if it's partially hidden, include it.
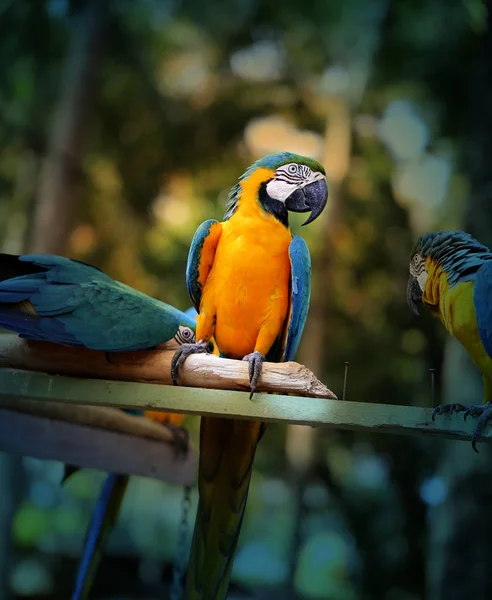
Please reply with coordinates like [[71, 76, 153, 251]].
[[285, 178, 328, 226], [407, 275, 422, 316]]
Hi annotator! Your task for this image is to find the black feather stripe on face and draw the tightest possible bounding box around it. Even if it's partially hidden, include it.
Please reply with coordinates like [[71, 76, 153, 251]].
[[258, 182, 289, 227]]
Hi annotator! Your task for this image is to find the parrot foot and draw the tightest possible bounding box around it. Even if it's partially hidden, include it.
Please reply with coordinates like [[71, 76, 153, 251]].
[[431, 403, 467, 420], [242, 351, 265, 399], [171, 341, 213, 385], [462, 402, 492, 453], [165, 424, 190, 459], [432, 402, 492, 453]]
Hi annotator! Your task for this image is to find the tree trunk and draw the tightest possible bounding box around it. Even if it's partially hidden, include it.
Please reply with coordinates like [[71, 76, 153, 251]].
[[26, 0, 109, 254], [428, 4, 492, 599]]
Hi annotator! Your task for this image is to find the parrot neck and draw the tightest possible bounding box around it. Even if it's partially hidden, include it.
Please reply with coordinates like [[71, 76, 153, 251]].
[[224, 167, 290, 229]]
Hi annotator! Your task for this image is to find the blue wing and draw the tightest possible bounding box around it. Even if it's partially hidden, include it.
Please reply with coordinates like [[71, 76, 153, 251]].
[[186, 219, 221, 312], [0, 254, 192, 351], [281, 236, 312, 362], [473, 261, 492, 359]]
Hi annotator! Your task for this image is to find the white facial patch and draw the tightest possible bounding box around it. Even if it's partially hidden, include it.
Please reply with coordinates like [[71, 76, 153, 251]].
[[410, 253, 427, 291], [266, 179, 297, 202], [416, 270, 428, 291]]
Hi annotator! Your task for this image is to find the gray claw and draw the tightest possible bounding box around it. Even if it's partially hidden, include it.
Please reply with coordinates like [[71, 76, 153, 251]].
[[468, 402, 492, 453], [171, 341, 211, 385], [242, 351, 265, 399], [432, 401, 492, 453], [431, 403, 467, 421]]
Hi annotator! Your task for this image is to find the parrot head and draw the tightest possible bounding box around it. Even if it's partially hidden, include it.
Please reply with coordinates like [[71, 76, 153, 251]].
[[173, 308, 197, 344], [407, 230, 492, 316], [225, 152, 328, 226]]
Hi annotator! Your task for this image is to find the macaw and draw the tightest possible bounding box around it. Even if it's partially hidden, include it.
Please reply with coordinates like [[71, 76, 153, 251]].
[[407, 230, 492, 451], [171, 152, 328, 599], [0, 253, 195, 598]]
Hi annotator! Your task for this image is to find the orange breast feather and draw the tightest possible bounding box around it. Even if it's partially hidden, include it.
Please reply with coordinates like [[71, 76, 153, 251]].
[[197, 203, 292, 359]]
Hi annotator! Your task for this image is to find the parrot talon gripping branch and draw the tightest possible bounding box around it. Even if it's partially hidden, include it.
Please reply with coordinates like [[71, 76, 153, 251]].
[[431, 403, 467, 421], [171, 340, 214, 385], [241, 351, 265, 399]]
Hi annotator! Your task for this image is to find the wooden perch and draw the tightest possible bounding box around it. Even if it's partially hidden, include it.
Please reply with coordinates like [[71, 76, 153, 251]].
[[0, 396, 183, 444], [0, 335, 337, 399], [0, 367, 491, 446], [0, 404, 196, 485]]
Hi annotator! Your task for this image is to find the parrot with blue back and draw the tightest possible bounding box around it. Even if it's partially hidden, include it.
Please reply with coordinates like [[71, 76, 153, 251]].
[[171, 152, 328, 599], [408, 230, 492, 451], [0, 253, 196, 349], [0, 252, 196, 598]]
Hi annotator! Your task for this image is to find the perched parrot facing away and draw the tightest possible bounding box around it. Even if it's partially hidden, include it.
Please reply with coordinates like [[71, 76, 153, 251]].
[[0, 253, 196, 598], [407, 230, 492, 451], [171, 152, 328, 600], [0, 253, 196, 351]]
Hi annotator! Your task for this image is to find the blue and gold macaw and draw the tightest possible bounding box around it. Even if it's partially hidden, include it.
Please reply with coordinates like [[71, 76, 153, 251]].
[[171, 152, 328, 599], [408, 230, 492, 451], [0, 253, 195, 599]]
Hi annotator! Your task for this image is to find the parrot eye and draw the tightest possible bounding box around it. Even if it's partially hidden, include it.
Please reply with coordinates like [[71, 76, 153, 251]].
[[175, 326, 196, 345], [287, 164, 299, 175]]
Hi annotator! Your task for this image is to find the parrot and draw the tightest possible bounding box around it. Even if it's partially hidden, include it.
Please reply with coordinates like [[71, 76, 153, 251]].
[[407, 230, 492, 451], [171, 152, 329, 599], [0, 253, 197, 351], [0, 252, 196, 598]]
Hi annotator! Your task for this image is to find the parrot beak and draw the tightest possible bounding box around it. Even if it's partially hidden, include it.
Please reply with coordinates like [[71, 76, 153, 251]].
[[407, 275, 422, 316], [285, 177, 328, 226]]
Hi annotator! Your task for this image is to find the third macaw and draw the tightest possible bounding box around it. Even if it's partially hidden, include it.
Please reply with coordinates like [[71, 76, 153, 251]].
[[408, 230, 492, 451], [171, 152, 328, 599]]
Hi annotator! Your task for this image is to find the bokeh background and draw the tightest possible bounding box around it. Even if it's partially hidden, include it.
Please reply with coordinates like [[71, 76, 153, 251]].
[[1, 0, 491, 598]]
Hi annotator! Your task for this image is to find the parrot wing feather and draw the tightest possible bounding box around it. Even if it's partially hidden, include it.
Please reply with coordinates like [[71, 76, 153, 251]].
[[72, 473, 129, 600], [186, 220, 222, 312], [0, 254, 194, 351], [281, 236, 312, 362], [474, 261, 492, 359]]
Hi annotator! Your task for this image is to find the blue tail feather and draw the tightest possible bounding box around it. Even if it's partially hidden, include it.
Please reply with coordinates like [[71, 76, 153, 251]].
[[72, 473, 128, 600]]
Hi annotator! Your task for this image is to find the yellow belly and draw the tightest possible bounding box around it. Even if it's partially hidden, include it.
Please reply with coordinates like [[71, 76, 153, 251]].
[[200, 214, 292, 359]]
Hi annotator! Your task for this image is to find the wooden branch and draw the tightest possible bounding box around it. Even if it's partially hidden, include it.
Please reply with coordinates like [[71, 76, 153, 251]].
[[0, 367, 490, 445], [0, 409, 196, 485], [0, 397, 180, 444], [0, 335, 337, 399]]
